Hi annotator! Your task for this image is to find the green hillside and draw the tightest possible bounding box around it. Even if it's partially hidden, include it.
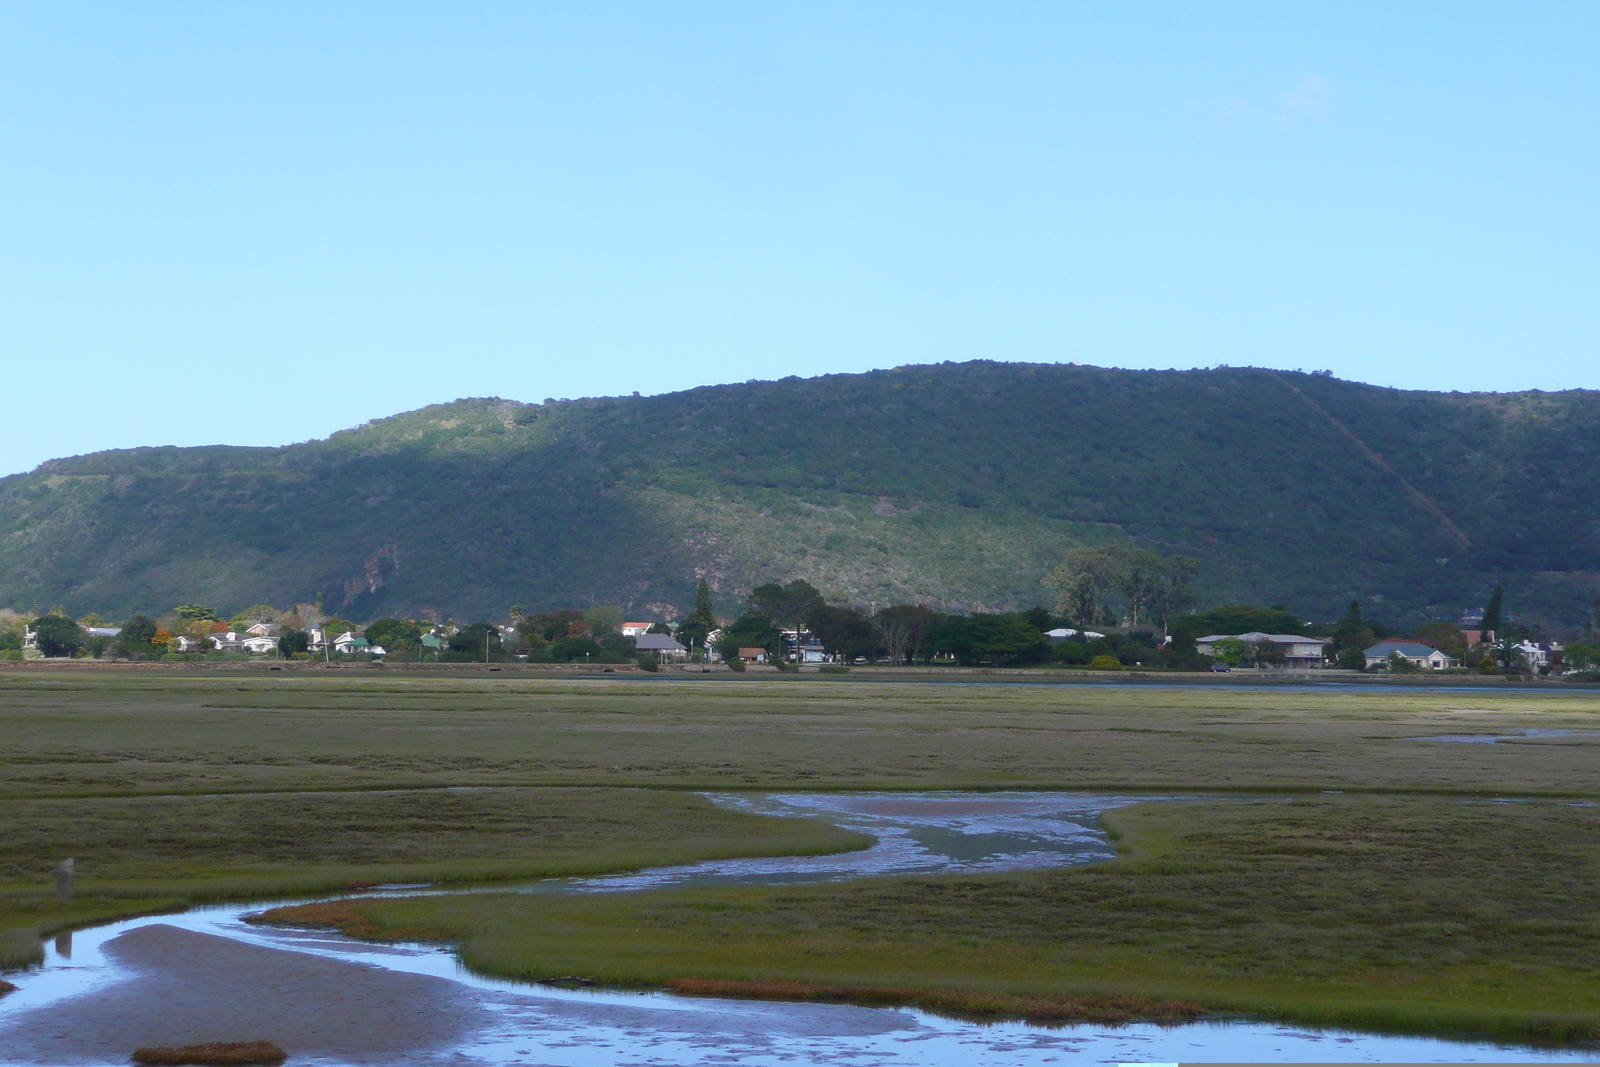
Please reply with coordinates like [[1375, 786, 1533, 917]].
[[2, 362, 1597, 626]]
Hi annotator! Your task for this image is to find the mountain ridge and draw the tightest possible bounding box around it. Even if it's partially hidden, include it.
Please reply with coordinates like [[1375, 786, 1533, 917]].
[[4, 361, 1597, 626]]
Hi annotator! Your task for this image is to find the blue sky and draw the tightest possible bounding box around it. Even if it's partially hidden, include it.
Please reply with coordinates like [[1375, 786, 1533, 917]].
[[2, 2, 1596, 476]]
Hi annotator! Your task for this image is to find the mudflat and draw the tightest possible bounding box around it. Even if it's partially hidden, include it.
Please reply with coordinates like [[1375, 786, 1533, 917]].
[[0, 923, 489, 1065]]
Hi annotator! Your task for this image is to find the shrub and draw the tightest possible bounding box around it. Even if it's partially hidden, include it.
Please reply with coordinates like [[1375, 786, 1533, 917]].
[[1089, 655, 1122, 671], [1055, 641, 1089, 665], [818, 664, 850, 674], [636, 652, 660, 672], [727, 656, 747, 672]]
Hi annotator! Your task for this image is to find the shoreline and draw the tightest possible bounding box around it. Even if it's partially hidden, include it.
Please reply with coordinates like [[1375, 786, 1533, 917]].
[[2, 658, 1591, 688]]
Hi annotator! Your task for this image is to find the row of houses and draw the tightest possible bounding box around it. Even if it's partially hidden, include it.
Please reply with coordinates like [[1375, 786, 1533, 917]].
[[1191, 631, 1567, 671]]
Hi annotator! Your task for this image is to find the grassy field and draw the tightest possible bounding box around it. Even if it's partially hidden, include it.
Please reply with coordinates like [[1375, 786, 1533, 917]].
[[0, 787, 869, 967], [262, 794, 1600, 1041], [3, 670, 1599, 797], [4, 669, 1600, 1038]]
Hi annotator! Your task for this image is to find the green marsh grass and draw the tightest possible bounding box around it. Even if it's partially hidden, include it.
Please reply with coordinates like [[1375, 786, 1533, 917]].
[[261, 794, 1600, 1041]]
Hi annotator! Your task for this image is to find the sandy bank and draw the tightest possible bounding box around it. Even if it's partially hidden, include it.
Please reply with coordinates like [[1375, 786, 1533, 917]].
[[0, 923, 491, 1065]]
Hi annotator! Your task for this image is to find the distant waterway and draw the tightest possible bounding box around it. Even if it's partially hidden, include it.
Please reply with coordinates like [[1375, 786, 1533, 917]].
[[2, 792, 1594, 1065]]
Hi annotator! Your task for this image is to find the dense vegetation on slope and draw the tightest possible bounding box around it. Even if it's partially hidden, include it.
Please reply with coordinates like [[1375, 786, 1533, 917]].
[[1, 362, 1596, 624]]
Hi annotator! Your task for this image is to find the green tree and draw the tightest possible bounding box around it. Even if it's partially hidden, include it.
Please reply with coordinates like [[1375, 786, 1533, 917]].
[[365, 617, 423, 653], [747, 579, 822, 662], [31, 614, 82, 658], [229, 604, 280, 628], [1563, 642, 1597, 671], [583, 605, 624, 640], [1107, 547, 1165, 627], [277, 630, 311, 657], [875, 604, 942, 665], [448, 622, 502, 659], [676, 578, 719, 649], [714, 612, 783, 661], [116, 616, 160, 659], [1248, 636, 1287, 668], [1043, 547, 1116, 628], [1481, 585, 1504, 637], [1412, 622, 1467, 660], [805, 604, 877, 661], [1387, 650, 1419, 673], [1151, 556, 1202, 633], [173, 604, 221, 621], [1210, 636, 1247, 665], [548, 636, 602, 662]]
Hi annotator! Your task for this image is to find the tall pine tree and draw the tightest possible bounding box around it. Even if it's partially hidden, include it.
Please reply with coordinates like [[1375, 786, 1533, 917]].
[[676, 578, 719, 649], [1481, 585, 1503, 637]]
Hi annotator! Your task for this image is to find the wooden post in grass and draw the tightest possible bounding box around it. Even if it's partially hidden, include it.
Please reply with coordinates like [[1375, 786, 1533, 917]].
[[55, 858, 74, 901]]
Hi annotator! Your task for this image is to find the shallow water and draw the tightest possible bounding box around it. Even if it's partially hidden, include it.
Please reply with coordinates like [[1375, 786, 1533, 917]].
[[2, 792, 1596, 1065], [1409, 728, 1600, 743]]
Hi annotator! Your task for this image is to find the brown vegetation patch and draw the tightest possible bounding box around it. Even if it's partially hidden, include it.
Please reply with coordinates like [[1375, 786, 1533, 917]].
[[248, 900, 449, 943], [0, 977, 16, 995], [131, 1040, 287, 1065], [665, 977, 1204, 1025]]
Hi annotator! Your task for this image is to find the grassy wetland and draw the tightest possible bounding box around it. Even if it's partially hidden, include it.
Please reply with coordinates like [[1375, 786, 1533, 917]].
[[4, 668, 1600, 1038]]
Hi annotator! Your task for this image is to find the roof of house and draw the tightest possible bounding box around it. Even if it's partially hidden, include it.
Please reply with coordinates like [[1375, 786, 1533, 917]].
[[635, 634, 685, 651], [1365, 641, 1443, 657], [1196, 633, 1331, 645], [737, 646, 768, 656], [83, 627, 122, 637]]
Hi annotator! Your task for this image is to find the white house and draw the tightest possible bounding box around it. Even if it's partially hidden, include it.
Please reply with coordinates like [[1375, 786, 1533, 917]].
[[1364, 640, 1454, 670], [1043, 627, 1106, 640], [333, 631, 385, 656], [621, 622, 652, 637], [1514, 639, 1562, 670], [1196, 632, 1332, 668]]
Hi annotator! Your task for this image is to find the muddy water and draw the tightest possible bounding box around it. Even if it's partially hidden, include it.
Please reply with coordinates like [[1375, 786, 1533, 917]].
[[1, 792, 1594, 1065]]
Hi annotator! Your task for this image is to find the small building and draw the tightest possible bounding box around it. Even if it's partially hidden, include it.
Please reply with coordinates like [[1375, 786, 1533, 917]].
[[1514, 639, 1562, 670], [84, 627, 122, 639], [207, 632, 246, 652], [1195, 632, 1332, 668], [636, 633, 688, 661], [1043, 627, 1106, 640], [1458, 609, 1491, 646], [621, 622, 652, 637], [736, 647, 768, 664], [1365, 640, 1454, 670], [245, 623, 281, 638], [334, 632, 373, 655]]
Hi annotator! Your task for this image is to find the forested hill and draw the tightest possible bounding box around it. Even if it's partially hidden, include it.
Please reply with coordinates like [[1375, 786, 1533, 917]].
[[3, 362, 1597, 626]]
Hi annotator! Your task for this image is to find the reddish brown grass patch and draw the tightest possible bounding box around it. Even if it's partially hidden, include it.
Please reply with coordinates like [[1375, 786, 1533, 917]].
[[248, 899, 447, 942], [0, 978, 17, 995], [131, 1039, 287, 1065], [666, 977, 1204, 1025]]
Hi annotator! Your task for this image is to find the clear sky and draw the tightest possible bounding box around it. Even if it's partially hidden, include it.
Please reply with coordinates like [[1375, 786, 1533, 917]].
[[2, 2, 1596, 477]]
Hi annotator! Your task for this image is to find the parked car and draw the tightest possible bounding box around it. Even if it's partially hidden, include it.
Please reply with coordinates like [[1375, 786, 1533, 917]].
[[1210, 662, 1231, 672]]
